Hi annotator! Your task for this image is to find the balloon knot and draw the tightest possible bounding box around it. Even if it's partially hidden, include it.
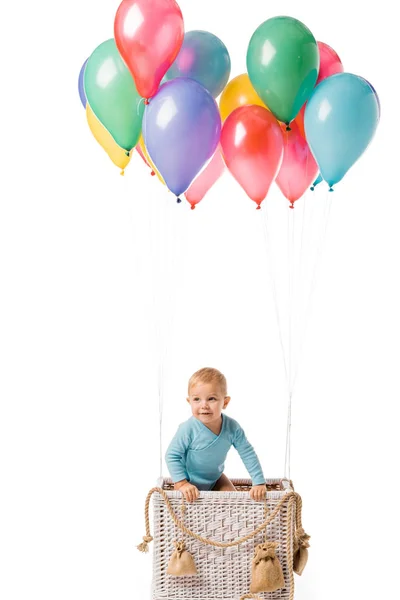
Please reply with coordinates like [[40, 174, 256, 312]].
[[144, 99, 149, 105], [310, 186, 315, 191], [177, 197, 182, 204], [125, 151, 130, 157], [151, 170, 155, 176], [329, 187, 334, 192], [256, 205, 261, 210], [285, 123, 291, 131], [191, 204, 195, 210], [290, 203, 295, 209], [120, 170, 125, 176]]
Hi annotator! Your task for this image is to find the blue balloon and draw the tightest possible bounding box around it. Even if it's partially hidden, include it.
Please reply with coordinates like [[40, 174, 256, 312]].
[[310, 173, 323, 191], [304, 73, 379, 189], [78, 59, 88, 108], [143, 78, 221, 197], [164, 30, 231, 98]]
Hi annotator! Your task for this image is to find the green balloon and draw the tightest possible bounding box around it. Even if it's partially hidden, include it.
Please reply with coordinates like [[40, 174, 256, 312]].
[[247, 16, 319, 124], [84, 39, 144, 151]]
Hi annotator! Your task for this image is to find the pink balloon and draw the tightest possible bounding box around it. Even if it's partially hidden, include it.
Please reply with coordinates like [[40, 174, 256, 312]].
[[220, 105, 283, 208], [185, 146, 225, 209], [114, 0, 184, 100], [276, 122, 319, 207], [295, 41, 343, 138], [136, 144, 147, 164], [317, 41, 344, 85]]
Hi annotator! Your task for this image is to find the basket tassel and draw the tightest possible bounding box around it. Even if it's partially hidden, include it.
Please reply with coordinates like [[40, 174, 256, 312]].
[[250, 541, 285, 593], [137, 535, 153, 553], [293, 527, 310, 575], [167, 540, 198, 576]]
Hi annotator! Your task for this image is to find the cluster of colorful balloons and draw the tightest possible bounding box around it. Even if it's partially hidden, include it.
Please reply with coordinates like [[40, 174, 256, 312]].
[[79, 1, 380, 209]]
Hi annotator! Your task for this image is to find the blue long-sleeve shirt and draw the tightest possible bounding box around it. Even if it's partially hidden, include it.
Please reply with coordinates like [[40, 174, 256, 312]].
[[165, 414, 265, 490]]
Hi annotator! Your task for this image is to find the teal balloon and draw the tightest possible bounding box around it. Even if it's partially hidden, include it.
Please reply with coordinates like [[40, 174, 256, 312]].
[[84, 39, 144, 151], [164, 30, 231, 98], [246, 16, 319, 124], [304, 73, 379, 189], [310, 173, 323, 191]]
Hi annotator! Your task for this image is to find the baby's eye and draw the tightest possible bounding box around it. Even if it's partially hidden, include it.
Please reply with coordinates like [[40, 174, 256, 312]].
[[193, 397, 200, 402], [209, 397, 217, 402]]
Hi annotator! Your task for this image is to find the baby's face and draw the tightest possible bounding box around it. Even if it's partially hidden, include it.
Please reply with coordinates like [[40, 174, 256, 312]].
[[187, 381, 230, 426]]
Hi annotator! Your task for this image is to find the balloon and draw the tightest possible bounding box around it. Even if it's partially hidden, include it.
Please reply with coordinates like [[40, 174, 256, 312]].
[[276, 122, 318, 207], [86, 104, 131, 173], [304, 73, 379, 189], [84, 39, 144, 151], [317, 42, 344, 85], [219, 73, 267, 122], [220, 105, 284, 208], [247, 16, 319, 125], [78, 59, 88, 108], [295, 41, 344, 137], [143, 78, 221, 198], [114, 0, 184, 100], [310, 173, 323, 191], [136, 142, 149, 166], [138, 135, 165, 184], [361, 78, 381, 119], [164, 30, 231, 99], [185, 146, 225, 209]]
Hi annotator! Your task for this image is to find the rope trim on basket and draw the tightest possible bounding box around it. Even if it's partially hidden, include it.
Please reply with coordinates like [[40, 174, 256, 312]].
[[287, 495, 295, 600], [137, 487, 303, 551]]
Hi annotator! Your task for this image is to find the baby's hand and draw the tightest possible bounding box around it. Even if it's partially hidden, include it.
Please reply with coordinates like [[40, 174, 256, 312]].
[[250, 484, 267, 502], [174, 480, 200, 503]]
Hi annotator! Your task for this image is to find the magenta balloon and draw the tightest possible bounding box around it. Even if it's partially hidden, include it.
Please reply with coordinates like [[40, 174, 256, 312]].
[[143, 78, 221, 198]]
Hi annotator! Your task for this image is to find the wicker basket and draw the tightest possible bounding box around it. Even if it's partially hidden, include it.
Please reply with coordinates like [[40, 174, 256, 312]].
[[150, 478, 298, 600]]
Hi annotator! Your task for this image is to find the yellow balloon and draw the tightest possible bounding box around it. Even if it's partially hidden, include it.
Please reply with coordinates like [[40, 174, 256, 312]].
[[86, 104, 131, 174], [219, 74, 268, 122], [138, 135, 165, 185]]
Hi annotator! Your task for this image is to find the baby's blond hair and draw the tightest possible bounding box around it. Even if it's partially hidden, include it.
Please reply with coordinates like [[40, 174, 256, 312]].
[[188, 367, 228, 396]]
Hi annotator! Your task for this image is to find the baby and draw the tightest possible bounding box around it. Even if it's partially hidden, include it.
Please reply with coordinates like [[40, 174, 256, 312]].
[[165, 367, 267, 502]]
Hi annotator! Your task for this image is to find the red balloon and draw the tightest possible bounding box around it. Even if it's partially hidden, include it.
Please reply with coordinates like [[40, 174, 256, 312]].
[[185, 146, 225, 209], [114, 0, 184, 100], [136, 144, 148, 166], [295, 41, 344, 138], [220, 106, 283, 208], [276, 122, 318, 207], [316, 41, 344, 85]]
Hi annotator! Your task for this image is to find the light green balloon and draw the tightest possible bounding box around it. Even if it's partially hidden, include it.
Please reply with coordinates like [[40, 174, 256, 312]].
[[247, 16, 319, 125], [84, 39, 144, 151]]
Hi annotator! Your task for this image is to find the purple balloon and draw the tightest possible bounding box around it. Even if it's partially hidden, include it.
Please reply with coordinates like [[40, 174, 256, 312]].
[[143, 78, 221, 197], [361, 77, 381, 119], [78, 59, 88, 108]]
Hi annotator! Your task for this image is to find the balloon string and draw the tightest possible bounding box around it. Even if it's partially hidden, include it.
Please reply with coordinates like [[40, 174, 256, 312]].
[[285, 202, 296, 479], [156, 193, 189, 479], [260, 203, 290, 477], [290, 189, 333, 395], [260, 203, 289, 386]]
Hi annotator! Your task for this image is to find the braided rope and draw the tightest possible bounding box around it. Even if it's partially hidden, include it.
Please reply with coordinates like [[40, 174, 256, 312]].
[[137, 487, 302, 551], [294, 493, 302, 531], [287, 495, 296, 600]]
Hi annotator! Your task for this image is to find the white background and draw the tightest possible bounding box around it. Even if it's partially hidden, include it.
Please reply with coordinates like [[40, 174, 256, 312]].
[[0, 1, 398, 599]]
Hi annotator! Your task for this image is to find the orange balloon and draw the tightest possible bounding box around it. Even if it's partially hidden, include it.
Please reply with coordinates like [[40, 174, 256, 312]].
[[220, 106, 284, 208], [295, 105, 306, 138], [219, 74, 267, 122]]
